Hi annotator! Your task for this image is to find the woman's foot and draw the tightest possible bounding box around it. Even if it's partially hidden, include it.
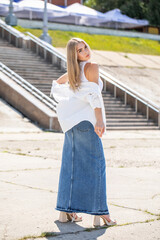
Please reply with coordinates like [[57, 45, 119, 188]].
[[100, 214, 117, 226], [59, 211, 82, 223], [93, 214, 117, 226], [66, 212, 82, 222]]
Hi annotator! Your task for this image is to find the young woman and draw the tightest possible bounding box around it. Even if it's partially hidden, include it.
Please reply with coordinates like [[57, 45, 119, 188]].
[[51, 38, 116, 226]]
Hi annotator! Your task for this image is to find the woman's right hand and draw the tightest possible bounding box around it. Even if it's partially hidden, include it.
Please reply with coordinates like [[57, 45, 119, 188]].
[[94, 120, 105, 138]]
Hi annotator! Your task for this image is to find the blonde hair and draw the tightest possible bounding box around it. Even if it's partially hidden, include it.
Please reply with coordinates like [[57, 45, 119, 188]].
[[66, 38, 90, 92]]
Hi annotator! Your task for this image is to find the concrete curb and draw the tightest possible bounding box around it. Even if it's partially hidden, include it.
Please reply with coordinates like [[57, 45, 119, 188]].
[[0, 71, 62, 132]]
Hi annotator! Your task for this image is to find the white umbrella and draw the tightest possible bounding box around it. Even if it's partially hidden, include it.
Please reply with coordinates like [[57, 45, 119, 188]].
[[14, 0, 69, 20], [101, 9, 149, 29], [65, 3, 106, 26], [66, 3, 105, 18]]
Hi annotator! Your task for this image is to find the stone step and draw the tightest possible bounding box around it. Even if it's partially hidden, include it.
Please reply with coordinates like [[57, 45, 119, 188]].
[[105, 111, 139, 115], [106, 118, 151, 122], [106, 114, 145, 119], [103, 95, 118, 99], [106, 126, 159, 130], [0, 58, 53, 65], [103, 100, 123, 104], [0, 37, 158, 130], [105, 108, 134, 112], [1, 62, 54, 69], [106, 121, 156, 126], [105, 104, 132, 108]]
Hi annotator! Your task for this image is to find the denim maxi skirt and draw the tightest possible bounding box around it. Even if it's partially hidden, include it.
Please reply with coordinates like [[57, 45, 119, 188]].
[[55, 120, 109, 215]]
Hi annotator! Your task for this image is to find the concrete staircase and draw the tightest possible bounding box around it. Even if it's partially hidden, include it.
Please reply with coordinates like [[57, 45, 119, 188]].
[[0, 38, 63, 96], [0, 38, 158, 130], [102, 91, 158, 129]]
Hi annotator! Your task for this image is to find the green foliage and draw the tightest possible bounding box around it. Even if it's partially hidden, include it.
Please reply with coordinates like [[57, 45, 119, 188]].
[[147, 0, 160, 25], [14, 26, 160, 55]]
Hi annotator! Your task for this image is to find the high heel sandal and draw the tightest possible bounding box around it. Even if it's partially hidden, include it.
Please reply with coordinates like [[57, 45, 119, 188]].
[[59, 211, 82, 223], [93, 215, 117, 226]]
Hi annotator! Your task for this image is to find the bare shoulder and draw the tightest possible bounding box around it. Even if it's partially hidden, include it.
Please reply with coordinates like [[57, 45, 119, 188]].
[[86, 62, 99, 72], [85, 62, 99, 84]]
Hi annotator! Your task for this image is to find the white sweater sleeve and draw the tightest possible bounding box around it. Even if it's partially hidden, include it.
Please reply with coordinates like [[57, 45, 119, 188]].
[[74, 83, 103, 109], [85, 91, 102, 109], [50, 80, 72, 102]]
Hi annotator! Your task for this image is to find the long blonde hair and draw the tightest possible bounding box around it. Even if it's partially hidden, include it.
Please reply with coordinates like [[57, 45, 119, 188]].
[[67, 38, 90, 92]]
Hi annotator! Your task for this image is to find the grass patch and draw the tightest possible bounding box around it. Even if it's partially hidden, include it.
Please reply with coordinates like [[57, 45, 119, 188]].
[[14, 26, 160, 55]]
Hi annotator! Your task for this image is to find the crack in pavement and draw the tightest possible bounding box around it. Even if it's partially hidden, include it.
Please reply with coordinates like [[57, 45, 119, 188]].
[[1, 151, 48, 159], [0, 180, 159, 217], [16, 217, 160, 240], [0, 167, 59, 172], [0, 179, 57, 194], [110, 203, 160, 217]]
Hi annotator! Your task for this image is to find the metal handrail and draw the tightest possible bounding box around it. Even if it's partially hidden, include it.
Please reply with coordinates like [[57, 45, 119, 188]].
[[100, 69, 160, 112], [25, 30, 160, 113], [0, 19, 25, 38], [0, 62, 57, 111], [0, 19, 159, 124], [25, 31, 66, 62]]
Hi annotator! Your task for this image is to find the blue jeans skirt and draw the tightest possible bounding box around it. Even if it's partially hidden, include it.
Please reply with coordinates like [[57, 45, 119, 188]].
[[55, 120, 109, 215]]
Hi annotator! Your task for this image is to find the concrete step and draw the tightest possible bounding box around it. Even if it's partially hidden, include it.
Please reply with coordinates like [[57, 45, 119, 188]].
[[0, 58, 53, 65], [104, 104, 133, 109], [1, 62, 55, 70], [105, 108, 134, 112], [106, 114, 146, 119], [102, 94, 118, 99], [106, 126, 159, 130], [103, 100, 123, 104], [106, 121, 156, 126], [0, 37, 158, 130], [106, 118, 150, 122]]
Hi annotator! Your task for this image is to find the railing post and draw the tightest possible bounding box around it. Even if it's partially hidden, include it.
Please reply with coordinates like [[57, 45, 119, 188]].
[[2, 27, 4, 38], [103, 79, 107, 91], [52, 54, 57, 65], [9, 32, 11, 43], [44, 48, 47, 60], [15, 36, 18, 47], [158, 110, 160, 128], [60, 59, 66, 72], [114, 85, 117, 98], [146, 105, 149, 120], [135, 98, 138, 112], [36, 43, 39, 55], [124, 91, 127, 105], [28, 39, 31, 50]]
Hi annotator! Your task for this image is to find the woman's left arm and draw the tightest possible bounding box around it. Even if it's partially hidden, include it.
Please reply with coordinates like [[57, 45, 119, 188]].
[[56, 72, 69, 84]]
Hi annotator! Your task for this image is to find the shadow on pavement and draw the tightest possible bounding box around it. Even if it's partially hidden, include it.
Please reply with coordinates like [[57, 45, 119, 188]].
[[44, 220, 108, 239]]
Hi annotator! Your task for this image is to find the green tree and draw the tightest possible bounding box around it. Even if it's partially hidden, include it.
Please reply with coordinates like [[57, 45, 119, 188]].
[[147, 0, 160, 25]]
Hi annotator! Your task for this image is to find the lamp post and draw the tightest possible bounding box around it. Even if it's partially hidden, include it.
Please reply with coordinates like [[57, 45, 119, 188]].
[[40, 0, 52, 44], [5, 0, 17, 26]]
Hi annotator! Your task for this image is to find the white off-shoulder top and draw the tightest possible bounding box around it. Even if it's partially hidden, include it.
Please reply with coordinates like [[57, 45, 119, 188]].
[[50, 61, 106, 134]]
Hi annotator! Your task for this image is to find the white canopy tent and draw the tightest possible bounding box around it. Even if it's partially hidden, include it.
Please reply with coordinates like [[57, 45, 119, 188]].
[[64, 3, 106, 26], [66, 3, 105, 18], [0, 2, 149, 28], [13, 0, 69, 20], [100, 9, 149, 29]]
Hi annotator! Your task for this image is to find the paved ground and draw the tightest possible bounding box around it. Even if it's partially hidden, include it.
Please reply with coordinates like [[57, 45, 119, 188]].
[[0, 99, 160, 240], [57, 48, 160, 106]]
